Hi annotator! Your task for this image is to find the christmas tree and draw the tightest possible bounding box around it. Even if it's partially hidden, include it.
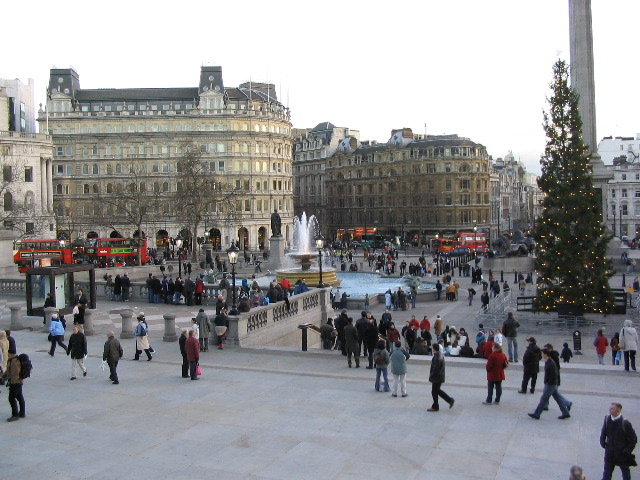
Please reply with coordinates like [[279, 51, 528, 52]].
[[534, 60, 614, 313]]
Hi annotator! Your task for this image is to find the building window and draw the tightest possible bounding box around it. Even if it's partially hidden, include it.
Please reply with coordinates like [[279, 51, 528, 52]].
[[622, 174, 627, 180], [623, 189, 628, 198], [445, 195, 452, 206], [24, 167, 33, 182], [82, 164, 89, 175], [3, 192, 12, 211], [460, 179, 470, 190], [445, 179, 452, 190]]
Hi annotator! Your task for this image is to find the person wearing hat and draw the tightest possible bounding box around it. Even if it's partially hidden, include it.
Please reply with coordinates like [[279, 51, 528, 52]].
[[519, 337, 542, 394], [133, 314, 152, 361]]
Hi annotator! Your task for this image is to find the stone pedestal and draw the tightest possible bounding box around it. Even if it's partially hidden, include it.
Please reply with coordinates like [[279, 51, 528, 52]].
[[120, 310, 134, 339], [269, 235, 286, 271], [9, 306, 24, 331], [162, 313, 178, 342], [83, 309, 96, 336], [42, 307, 56, 332]]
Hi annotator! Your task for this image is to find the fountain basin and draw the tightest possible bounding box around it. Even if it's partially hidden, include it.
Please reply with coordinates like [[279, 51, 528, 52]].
[[276, 266, 340, 287]]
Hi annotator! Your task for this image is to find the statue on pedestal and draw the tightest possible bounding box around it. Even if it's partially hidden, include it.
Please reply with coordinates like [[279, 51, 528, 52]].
[[271, 209, 282, 237]]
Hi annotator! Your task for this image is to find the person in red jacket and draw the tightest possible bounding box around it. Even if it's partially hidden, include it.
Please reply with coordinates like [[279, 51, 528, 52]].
[[483, 343, 508, 405], [280, 277, 291, 296], [594, 329, 609, 365], [420, 316, 431, 332], [185, 330, 200, 380]]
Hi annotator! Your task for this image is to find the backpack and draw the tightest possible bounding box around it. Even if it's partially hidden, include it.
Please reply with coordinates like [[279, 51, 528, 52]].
[[17, 353, 33, 379], [475, 331, 486, 344], [374, 351, 384, 366]]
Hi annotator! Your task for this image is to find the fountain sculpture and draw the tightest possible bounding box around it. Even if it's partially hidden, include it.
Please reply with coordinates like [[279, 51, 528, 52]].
[[275, 213, 338, 287]]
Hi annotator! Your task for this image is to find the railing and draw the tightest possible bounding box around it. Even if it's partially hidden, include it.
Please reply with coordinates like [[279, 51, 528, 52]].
[[0, 130, 50, 140]]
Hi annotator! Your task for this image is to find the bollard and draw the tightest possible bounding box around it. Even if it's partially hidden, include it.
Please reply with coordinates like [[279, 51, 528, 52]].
[[83, 309, 96, 336], [9, 306, 24, 331], [514, 271, 518, 284], [120, 310, 134, 339], [298, 324, 308, 352], [622, 273, 626, 287], [163, 313, 178, 342], [500, 270, 504, 282], [42, 307, 56, 332]]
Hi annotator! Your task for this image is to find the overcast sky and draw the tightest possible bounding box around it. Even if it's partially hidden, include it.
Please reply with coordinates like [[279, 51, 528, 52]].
[[4, 0, 639, 175]]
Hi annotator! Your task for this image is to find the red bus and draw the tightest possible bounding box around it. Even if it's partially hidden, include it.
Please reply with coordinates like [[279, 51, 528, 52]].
[[13, 239, 74, 272], [454, 232, 487, 252], [83, 238, 148, 267], [430, 237, 454, 254]]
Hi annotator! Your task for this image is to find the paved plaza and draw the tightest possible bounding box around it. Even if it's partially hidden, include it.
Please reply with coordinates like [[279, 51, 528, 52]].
[[0, 254, 639, 479]]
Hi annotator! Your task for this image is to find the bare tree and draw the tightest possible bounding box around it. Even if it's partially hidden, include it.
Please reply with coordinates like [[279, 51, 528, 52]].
[[176, 143, 239, 262]]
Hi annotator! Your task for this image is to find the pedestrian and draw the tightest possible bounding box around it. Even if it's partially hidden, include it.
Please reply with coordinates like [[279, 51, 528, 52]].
[[213, 308, 229, 350], [196, 309, 210, 352], [528, 348, 571, 420], [2, 351, 26, 421], [103, 331, 123, 385], [483, 343, 508, 405], [467, 287, 476, 306], [121, 273, 131, 301], [190, 317, 200, 341], [519, 337, 542, 394], [594, 329, 609, 365], [48, 313, 68, 356], [434, 314, 443, 340], [372, 339, 390, 392], [386, 322, 400, 351], [364, 293, 370, 313], [502, 312, 520, 362], [619, 319, 639, 372], [389, 341, 409, 397], [185, 330, 200, 380], [427, 343, 455, 412], [600, 402, 637, 480], [43, 293, 54, 324], [343, 317, 359, 368], [611, 332, 621, 365], [133, 315, 152, 361], [561, 342, 573, 363], [67, 325, 87, 380], [569, 465, 585, 480], [365, 315, 379, 369], [0, 331, 9, 382], [179, 328, 189, 378]]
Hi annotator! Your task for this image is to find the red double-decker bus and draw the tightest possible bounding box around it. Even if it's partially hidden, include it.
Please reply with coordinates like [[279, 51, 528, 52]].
[[13, 239, 75, 272], [83, 238, 148, 267], [430, 237, 454, 254], [454, 232, 487, 252]]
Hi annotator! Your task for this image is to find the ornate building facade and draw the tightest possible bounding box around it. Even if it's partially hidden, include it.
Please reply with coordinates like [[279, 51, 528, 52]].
[[38, 66, 293, 251], [324, 129, 493, 244], [292, 122, 358, 232]]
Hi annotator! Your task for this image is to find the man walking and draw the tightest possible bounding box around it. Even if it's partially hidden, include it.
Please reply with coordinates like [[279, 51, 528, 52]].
[[185, 330, 200, 380], [600, 402, 637, 480], [528, 349, 571, 420], [2, 351, 26, 421], [103, 331, 123, 385], [343, 317, 360, 368], [67, 325, 88, 380], [502, 312, 520, 362], [427, 343, 455, 411], [518, 337, 542, 394], [196, 309, 211, 352]]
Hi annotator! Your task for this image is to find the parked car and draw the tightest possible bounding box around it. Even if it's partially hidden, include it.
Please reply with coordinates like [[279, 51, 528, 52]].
[[450, 247, 471, 257]]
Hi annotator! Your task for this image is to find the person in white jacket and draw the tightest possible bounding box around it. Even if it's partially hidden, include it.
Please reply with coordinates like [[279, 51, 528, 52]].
[[619, 319, 639, 372]]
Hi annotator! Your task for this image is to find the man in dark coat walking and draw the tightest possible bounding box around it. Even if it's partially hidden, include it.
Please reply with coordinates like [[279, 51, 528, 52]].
[[343, 317, 359, 368], [600, 402, 637, 480], [103, 331, 123, 384], [428, 343, 454, 411], [519, 336, 542, 394], [528, 349, 571, 420], [67, 325, 88, 380]]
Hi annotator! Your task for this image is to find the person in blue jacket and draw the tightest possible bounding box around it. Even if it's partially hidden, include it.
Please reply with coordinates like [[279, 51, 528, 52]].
[[48, 314, 68, 356]]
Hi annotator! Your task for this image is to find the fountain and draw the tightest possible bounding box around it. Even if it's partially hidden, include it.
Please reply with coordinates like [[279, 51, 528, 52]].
[[275, 213, 339, 287]]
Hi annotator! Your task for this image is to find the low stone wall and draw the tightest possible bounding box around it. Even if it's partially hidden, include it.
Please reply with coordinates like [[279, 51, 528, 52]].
[[482, 256, 534, 274]]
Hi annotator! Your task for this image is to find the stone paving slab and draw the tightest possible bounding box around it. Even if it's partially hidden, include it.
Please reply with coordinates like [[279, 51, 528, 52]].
[[0, 327, 638, 480]]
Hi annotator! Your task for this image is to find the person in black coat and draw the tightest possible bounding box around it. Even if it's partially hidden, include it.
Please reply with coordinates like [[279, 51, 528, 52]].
[[343, 318, 359, 368], [600, 402, 637, 480], [519, 337, 542, 394], [428, 343, 454, 411], [365, 315, 379, 369], [178, 329, 189, 378], [67, 325, 88, 380], [355, 312, 369, 357]]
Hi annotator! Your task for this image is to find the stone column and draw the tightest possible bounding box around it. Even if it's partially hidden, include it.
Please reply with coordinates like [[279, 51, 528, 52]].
[[162, 313, 178, 342], [46, 158, 53, 212], [40, 157, 48, 215], [42, 307, 56, 332], [120, 310, 134, 339], [9, 306, 24, 331], [83, 309, 96, 336]]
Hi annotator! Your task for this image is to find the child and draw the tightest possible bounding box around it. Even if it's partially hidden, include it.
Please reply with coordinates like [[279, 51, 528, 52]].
[[611, 332, 621, 365], [560, 342, 573, 363]]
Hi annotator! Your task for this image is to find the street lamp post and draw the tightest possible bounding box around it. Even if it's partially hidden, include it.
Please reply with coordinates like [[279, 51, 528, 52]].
[[175, 236, 183, 278], [30, 246, 35, 268], [227, 244, 239, 315], [315, 234, 325, 288]]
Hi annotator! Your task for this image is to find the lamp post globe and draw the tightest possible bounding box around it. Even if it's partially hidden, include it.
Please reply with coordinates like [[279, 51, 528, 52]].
[[227, 244, 240, 315], [175, 236, 183, 278], [315, 234, 325, 288]]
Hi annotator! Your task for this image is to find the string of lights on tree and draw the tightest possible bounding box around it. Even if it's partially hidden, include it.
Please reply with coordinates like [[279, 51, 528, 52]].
[[534, 60, 614, 313]]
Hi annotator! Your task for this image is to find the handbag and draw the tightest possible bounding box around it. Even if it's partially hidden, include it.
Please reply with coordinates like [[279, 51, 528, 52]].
[[47, 333, 53, 341], [619, 328, 626, 350], [195, 364, 202, 376]]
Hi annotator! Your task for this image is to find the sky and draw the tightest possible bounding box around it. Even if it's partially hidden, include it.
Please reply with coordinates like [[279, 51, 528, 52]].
[[4, 0, 639, 175]]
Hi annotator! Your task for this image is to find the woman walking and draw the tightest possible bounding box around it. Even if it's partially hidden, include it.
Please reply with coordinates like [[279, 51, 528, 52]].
[[372, 339, 390, 392], [48, 313, 68, 356], [483, 343, 508, 405], [619, 319, 639, 371]]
